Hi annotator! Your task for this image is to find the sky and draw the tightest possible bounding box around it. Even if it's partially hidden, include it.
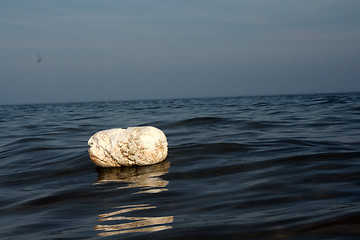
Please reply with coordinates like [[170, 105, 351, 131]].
[[1, 0, 360, 104]]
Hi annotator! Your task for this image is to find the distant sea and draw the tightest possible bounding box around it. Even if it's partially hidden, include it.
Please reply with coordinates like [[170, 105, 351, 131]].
[[1, 92, 359, 240]]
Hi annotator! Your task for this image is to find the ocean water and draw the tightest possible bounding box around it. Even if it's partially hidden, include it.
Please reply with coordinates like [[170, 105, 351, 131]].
[[0, 93, 360, 240]]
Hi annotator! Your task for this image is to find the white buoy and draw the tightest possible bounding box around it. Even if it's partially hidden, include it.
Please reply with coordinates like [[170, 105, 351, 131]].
[[88, 126, 168, 167]]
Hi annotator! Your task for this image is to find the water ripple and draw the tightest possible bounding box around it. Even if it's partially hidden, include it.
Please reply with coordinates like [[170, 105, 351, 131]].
[[1, 93, 360, 239]]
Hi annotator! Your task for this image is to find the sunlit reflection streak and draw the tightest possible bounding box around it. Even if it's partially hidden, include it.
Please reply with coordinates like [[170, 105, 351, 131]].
[[95, 204, 173, 236], [94, 162, 173, 236], [97, 225, 173, 237], [96, 215, 173, 231], [99, 205, 156, 219]]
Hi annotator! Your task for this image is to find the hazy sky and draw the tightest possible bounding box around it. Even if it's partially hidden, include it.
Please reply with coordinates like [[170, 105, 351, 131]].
[[1, 0, 360, 104]]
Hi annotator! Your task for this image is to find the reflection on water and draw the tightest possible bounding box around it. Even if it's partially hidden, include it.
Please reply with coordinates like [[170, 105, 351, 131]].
[[95, 204, 173, 237], [95, 160, 170, 194], [94, 161, 173, 237]]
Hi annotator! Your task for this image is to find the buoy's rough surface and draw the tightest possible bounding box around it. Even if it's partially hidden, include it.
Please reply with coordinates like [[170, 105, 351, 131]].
[[88, 126, 168, 167]]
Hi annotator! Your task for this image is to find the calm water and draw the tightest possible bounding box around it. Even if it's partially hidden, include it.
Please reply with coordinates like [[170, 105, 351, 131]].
[[1, 93, 360, 239]]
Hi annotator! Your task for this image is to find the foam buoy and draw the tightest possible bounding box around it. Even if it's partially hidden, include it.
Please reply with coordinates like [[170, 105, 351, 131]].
[[88, 126, 168, 167]]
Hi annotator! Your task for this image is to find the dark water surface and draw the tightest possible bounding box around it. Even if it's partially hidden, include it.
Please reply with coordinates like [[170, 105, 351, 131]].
[[1, 93, 360, 239]]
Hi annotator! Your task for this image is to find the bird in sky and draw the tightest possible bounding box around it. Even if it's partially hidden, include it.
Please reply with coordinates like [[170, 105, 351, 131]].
[[37, 55, 42, 64]]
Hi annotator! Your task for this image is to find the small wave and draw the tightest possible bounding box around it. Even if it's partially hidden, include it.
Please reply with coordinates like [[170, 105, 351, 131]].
[[170, 142, 251, 157], [0, 152, 92, 187], [167, 151, 360, 180], [1, 137, 53, 148], [243, 121, 277, 130], [8, 187, 97, 213], [167, 117, 229, 128], [55, 126, 84, 133], [350, 106, 360, 112]]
